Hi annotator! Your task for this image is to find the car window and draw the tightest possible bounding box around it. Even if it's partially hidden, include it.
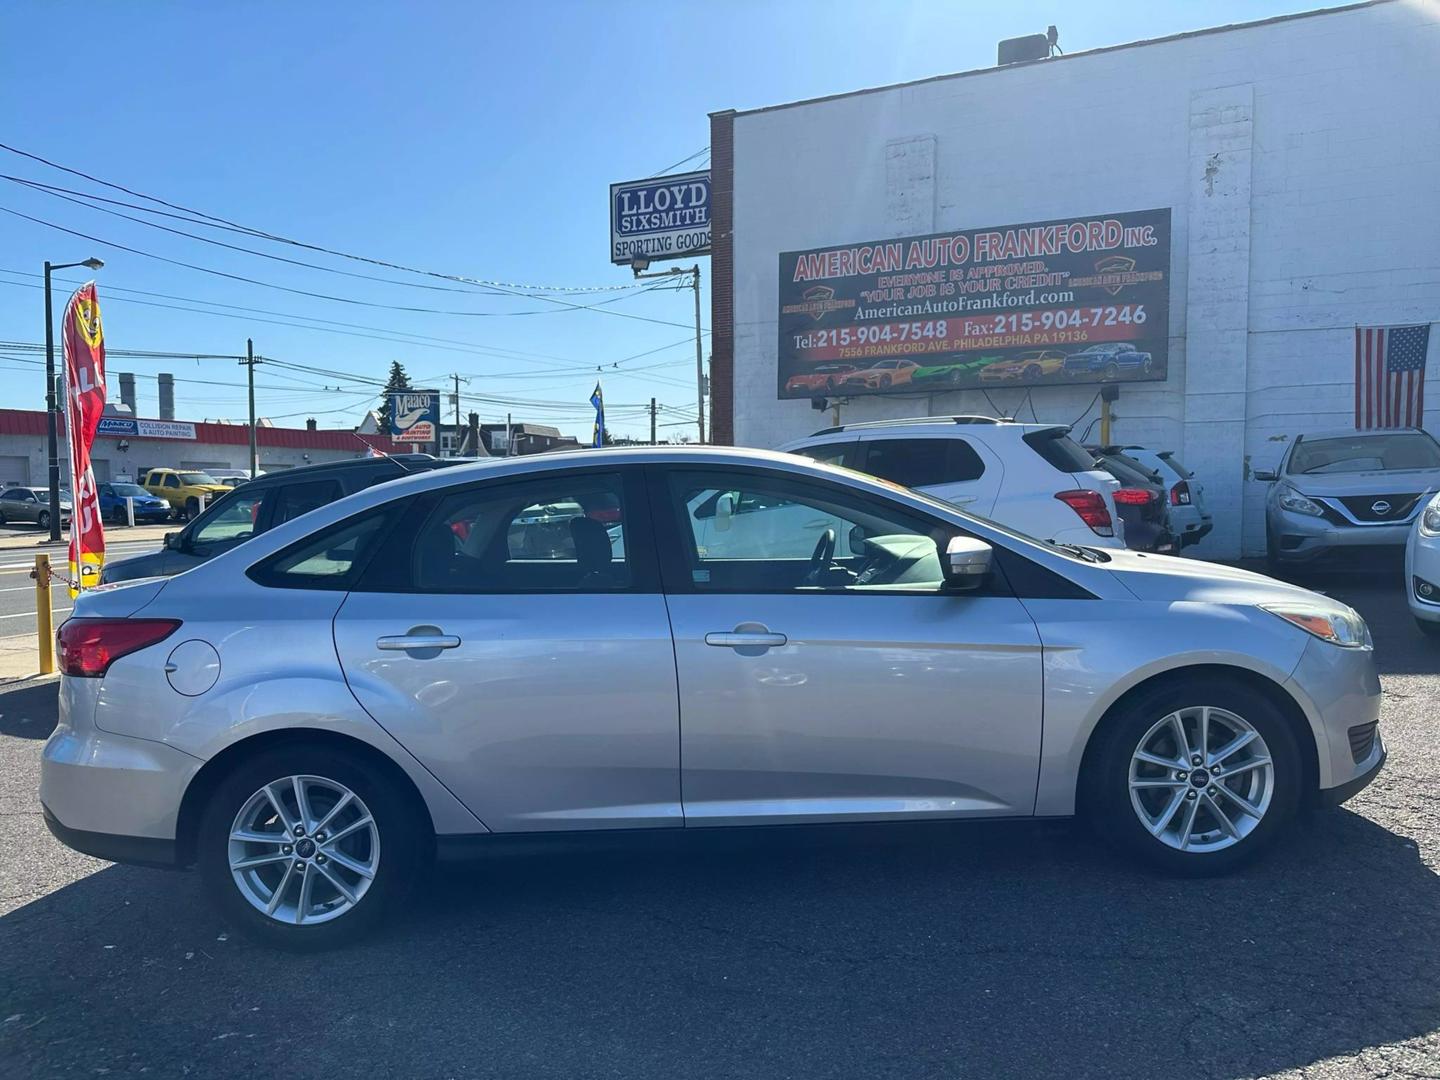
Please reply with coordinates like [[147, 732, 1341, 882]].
[[856, 438, 985, 487], [109, 483, 149, 498], [179, 472, 218, 485], [269, 480, 343, 526], [1288, 433, 1440, 474], [377, 472, 631, 593], [248, 505, 404, 591], [163, 474, 180, 488], [1, 490, 25, 502], [793, 442, 852, 468], [190, 490, 268, 554], [1023, 430, 1099, 474], [665, 469, 952, 594]]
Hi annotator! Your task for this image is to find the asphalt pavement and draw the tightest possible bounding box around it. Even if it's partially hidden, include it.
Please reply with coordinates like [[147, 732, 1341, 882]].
[[0, 531, 165, 640], [1, 570, 1437, 1078]]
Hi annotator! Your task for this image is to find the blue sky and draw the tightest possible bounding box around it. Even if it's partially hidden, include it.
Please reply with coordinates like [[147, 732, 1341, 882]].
[[0, 0, 1349, 441]]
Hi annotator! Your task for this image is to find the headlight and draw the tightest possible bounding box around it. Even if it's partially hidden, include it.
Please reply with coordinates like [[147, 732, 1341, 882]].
[[1276, 485, 1323, 518], [1262, 603, 1372, 648], [1420, 495, 1440, 536]]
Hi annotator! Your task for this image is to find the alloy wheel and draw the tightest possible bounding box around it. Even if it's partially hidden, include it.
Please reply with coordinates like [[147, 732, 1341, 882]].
[[1128, 706, 1274, 853], [228, 775, 380, 925]]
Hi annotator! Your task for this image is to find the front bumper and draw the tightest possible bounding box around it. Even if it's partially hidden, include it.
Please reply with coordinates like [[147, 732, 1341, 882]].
[[1318, 744, 1386, 807], [1406, 528, 1440, 623], [1267, 505, 1412, 563], [1283, 635, 1384, 797]]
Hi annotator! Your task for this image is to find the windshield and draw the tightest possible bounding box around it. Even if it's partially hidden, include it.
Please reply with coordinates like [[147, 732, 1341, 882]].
[[110, 483, 149, 497], [180, 472, 220, 484], [1289, 433, 1440, 475]]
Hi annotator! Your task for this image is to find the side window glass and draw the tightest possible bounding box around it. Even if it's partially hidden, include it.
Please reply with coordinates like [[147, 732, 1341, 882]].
[[190, 491, 267, 554], [859, 439, 984, 488], [248, 507, 398, 591], [668, 470, 947, 594], [794, 443, 852, 468], [164, 475, 180, 489], [400, 473, 630, 593], [271, 480, 342, 526]]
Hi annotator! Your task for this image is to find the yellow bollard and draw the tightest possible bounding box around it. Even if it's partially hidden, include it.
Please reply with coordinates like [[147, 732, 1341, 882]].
[[34, 553, 54, 675]]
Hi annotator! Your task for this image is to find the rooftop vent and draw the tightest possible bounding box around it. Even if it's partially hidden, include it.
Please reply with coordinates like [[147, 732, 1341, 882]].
[[998, 25, 1058, 65]]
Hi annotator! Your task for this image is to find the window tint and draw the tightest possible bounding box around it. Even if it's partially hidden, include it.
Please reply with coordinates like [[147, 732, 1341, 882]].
[[1289, 433, 1440, 475], [377, 472, 631, 593], [1, 490, 24, 502], [270, 480, 342, 526], [666, 469, 951, 594], [248, 506, 400, 591], [857, 438, 985, 487], [190, 490, 267, 554], [793, 442, 853, 468], [1023, 430, 1098, 474], [163, 474, 180, 488]]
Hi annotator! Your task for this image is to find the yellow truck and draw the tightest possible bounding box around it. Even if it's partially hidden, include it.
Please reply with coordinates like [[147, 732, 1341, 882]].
[[141, 468, 231, 521]]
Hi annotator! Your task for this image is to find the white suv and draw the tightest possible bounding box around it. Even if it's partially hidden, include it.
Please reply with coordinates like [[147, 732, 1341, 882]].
[[779, 416, 1125, 548]]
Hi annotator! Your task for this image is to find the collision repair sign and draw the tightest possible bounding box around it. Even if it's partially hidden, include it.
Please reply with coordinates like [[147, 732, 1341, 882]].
[[776, 208, 1171, 399], [610, 171, 711, 265]]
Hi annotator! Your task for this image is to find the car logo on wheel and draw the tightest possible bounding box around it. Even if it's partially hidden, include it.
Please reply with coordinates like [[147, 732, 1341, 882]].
[[1371, 500, 1392, 515]]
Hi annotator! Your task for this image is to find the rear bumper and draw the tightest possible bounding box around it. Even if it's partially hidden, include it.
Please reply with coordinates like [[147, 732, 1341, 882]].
[[42, 805, 181, 868], [1178, 519, 1214, 547]]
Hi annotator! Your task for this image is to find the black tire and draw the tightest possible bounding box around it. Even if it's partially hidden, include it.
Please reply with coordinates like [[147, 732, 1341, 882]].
[[878, 374, 892, 389], [0, 509, 7, 525], [36, 510, 49, 531], [1084, 677, 1303, 875], [1416, 617, 1440, 638], [1022, 365, 1042, 382], [197, 741, 426, 951], [1104, 360, 1121, 380], [184, 496, 200, 521]]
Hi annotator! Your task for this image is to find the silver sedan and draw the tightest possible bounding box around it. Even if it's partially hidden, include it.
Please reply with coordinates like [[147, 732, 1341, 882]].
[[41, 447, 1385, 949]]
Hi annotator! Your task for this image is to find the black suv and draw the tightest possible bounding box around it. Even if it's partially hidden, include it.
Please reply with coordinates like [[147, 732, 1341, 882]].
[[101, 455, 455, 583]]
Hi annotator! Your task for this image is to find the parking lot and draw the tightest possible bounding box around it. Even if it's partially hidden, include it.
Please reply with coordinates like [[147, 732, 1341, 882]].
[[0, 566, 1434, 1079]]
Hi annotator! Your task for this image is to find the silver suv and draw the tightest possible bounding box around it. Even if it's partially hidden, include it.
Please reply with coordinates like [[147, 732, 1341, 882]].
[[1257, 427, 1440, 570], [43, 447, 1383, 948]]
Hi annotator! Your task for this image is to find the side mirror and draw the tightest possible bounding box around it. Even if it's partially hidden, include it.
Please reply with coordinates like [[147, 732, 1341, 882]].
[[1253, 469, 1277, 482], [714, 491, 736, 533], [942, 536, 993, 590], [164, 531, 181, 551]]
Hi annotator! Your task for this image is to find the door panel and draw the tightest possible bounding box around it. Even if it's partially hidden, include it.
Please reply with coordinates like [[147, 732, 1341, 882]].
[[331, 467, 680, 833], [667, 592, 1043, 824], [333, 592, 681, 831], [652, 465, 1044, 826]]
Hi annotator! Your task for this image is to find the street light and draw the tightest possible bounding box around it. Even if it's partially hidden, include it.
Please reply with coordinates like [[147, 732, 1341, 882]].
[[43, 257, 104, 541], [632, 257, 705, 444]]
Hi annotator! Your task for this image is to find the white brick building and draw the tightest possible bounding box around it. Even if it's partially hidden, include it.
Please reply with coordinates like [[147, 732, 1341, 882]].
[[708, 0, 1440, 557]]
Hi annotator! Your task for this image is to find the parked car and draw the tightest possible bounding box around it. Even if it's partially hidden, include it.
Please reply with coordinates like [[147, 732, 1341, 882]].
[[98, 482, 171, 525], [1086, 447, 1175, 554], [1256, 427, 1440, 571], [208, 468, 261, 488], [785, 363, 859, 395], [780, 416, 1126, 549], [141, 468, 232, 521], [908, 354, 1003, 389], [1406, 492, 1440, 637], [1063, 343, 1154, 379], [103, 454, 451, 584], [42, 446, 1384, 948], [841, 358, 921, 391], [979, 350, 1067, 383], [0, 485, 72, 530], [1105, 445, 1213, 549]]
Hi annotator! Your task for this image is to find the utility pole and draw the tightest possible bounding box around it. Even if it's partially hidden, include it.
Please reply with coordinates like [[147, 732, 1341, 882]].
[[631, 261, 705, 444], [505, 413, 513, 456], [650, 397, 657, 445], [242, 338, 258, 478], [452, 374, 462, 456]]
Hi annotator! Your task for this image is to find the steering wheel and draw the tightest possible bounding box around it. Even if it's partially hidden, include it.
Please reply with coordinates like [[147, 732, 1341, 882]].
[[802, 528, 837, 586]]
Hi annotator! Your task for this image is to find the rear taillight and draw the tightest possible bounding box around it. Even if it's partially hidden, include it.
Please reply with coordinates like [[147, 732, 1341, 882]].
[[1112, 488, 1155, 505], [58, 619, 181, 678], [1170, 481, 1192, 506], [1054, 490, 1114, 536]]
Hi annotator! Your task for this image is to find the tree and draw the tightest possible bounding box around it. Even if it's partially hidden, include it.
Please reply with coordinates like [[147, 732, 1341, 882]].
[[377, 361, 412, 431]]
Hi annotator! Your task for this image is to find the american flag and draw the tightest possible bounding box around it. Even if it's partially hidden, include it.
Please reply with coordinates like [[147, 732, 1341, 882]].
[[1355, 324, 1430, 429]]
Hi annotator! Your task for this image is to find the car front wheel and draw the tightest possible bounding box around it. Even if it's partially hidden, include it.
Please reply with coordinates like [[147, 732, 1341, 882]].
[[198, 742, 425, 950], [1086, 678, 1301, 875]]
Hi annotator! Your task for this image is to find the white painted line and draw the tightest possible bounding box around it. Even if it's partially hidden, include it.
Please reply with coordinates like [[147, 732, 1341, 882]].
[[0, 606, 70, 620]]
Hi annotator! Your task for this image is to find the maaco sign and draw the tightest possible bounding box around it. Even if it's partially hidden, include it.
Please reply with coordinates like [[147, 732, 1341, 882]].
[[389, 389, 440, 443], [610, 171, 710, 265]]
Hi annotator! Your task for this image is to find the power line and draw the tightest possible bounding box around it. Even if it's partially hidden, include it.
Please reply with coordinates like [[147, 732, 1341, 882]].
[[651, 147, 709, 175]]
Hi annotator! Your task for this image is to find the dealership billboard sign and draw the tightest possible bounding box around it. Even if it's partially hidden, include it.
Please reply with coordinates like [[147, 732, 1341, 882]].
[[610, 171, 711, 265], [777, 208, 1171, 399], [389, 389, 440, 443]]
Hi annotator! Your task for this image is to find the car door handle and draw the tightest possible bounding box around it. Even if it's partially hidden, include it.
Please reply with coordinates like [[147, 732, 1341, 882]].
[[376, 633, 461, 651], [705, 630, 788, 649]]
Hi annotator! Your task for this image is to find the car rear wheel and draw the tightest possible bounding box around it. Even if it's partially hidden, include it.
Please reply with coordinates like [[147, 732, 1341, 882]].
[[1023, 365, 1042, 381], [184, 496, 200, 520], [1104, 361, 1121, 379], [198, 742, 425, 950], [1085, 678, 1302, 875]]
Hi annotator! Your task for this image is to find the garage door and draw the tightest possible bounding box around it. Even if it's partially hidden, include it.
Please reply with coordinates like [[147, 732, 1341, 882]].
[[0, 456, 30, 488], [90, 458, 112, 483]]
